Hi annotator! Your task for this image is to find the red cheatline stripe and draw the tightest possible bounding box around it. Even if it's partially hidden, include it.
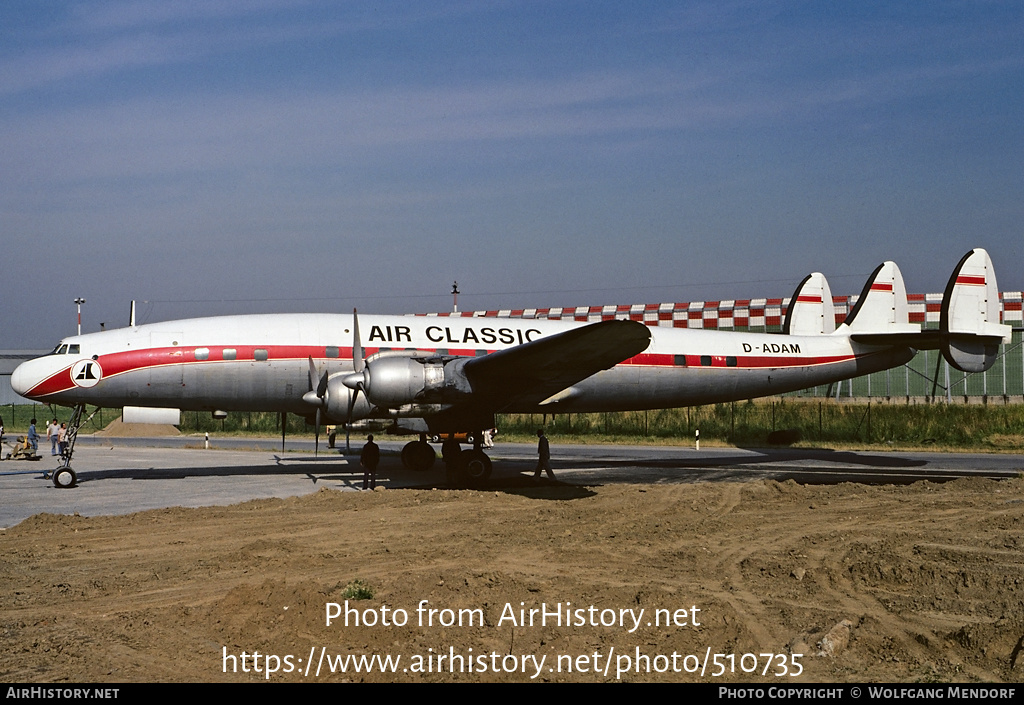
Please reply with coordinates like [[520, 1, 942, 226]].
[[956, 275, 986, 286], [27, 343, 874, 399], [27, 366, 75, 397], [662, 353, 856, 369]]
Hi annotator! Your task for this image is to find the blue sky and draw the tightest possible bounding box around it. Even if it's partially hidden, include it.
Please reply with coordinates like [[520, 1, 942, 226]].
[[2, 1, 1022, 347]]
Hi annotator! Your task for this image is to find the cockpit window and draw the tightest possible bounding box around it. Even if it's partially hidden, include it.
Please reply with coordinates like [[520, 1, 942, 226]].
[[55, 344, 68, 355], [68, 344, 80, 355]]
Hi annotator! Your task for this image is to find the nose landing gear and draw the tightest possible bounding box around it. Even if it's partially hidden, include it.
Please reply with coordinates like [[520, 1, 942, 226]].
[[51, 404, 99, 489]]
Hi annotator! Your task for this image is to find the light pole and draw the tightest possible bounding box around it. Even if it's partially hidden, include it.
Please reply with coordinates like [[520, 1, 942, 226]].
[[74, 297, 86, 335]]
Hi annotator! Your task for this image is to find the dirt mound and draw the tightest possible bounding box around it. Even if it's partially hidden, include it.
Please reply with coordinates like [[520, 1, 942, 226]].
[[2, 478, 1022, 682], [93, 417, 181, 437]]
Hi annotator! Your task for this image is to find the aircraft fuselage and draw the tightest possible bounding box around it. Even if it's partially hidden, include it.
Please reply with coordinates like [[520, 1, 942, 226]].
[[13, 313, 913, 422]]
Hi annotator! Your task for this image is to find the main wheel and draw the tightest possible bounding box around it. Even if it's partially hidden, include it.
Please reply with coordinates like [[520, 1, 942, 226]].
[[460, 449, 492, 486], [53, 466, 77, 489], [401, 440, 436, 471]]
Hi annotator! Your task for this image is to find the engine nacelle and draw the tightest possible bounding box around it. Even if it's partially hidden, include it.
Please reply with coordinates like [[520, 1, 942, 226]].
[[359, 356, 472, 408], [325, 376, 372, 421]]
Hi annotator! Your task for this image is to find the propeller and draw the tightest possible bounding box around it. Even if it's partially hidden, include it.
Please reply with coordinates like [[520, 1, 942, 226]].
[[303, 356, 329, 457], [302, 309, 367, 454], [342, 308, 368, 452]]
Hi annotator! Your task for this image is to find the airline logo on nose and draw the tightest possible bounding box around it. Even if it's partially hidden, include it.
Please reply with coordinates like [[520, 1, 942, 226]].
[[71, 360, 103, 388]]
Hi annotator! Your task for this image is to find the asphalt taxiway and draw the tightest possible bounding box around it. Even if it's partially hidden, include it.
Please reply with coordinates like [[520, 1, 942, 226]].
[[1, 437, 1021, 527]]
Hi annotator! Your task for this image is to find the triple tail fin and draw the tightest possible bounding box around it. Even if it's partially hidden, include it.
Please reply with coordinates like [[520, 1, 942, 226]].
[[939, 248, 1011, 372], [836, 261, 919, 336], [840, 248, 1011, 373], [783, 272, 836, 335]]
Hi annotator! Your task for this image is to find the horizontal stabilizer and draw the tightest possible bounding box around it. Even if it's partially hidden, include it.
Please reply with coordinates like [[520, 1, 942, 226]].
[[783, 272, 835, 335], [837, 261, 919, 336]]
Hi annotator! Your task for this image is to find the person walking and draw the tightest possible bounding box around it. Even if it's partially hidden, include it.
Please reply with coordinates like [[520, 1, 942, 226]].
[[533, 429, 554, 481]]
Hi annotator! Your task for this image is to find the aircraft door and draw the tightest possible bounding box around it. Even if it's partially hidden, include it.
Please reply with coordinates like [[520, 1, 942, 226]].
[[146, 331, 185, 398]]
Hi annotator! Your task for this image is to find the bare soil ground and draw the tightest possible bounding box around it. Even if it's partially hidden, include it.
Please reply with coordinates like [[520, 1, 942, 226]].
[[93, 420, 181, 437], [2, 476, 1023, 683]]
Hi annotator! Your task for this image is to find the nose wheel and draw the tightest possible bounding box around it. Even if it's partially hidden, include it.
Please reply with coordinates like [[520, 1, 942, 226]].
[[53, 465, 77, 488]]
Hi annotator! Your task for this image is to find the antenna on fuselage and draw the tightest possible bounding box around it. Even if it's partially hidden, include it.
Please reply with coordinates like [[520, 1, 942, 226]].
[[451, 281, 460, 314], [129, 300, 136, 327]]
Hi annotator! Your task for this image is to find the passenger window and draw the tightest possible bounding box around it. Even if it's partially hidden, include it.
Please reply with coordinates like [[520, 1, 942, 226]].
[[194, 348, 210, 361], [254, 349, 269, 362], [326, 346, 340, 358], [223, 349, 237, 361], [726, 356, 737, 367], [700, 355, 712, 366]]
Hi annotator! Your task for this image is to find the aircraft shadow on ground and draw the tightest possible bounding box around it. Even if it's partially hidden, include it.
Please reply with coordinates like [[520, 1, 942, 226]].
[[579, 446, 928, 469], [540, 447, 1018, 487], [733, 446, 928, 467], [48, 444, 1013, 490]]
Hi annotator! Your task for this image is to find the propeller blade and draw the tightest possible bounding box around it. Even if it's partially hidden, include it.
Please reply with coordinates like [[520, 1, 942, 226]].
[[345, 385, 360, 453], [341, 308, 367, 455], [304, 356, 330, 407], [352, 308, 365, 373], [314, 408, 321, 458], [347, 385, 360, 423], [307, 356, 319, 394]]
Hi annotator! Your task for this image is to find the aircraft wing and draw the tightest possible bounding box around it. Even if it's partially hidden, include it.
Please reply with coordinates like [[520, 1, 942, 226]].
[[462, 319, 652, 410]]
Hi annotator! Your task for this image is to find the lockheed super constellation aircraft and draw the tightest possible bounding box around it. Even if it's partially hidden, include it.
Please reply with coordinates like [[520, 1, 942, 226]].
[[12, 249, 1010, 488]]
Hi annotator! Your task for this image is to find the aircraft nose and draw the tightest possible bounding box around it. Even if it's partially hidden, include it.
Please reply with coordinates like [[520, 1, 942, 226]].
[[11, 360, 34, 397], [11, 358, 46, 398]]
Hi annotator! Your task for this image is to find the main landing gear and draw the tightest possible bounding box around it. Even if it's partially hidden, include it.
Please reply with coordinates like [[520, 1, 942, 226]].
[[460, 448, 492, 484], [400, 433, 493, 486], [401, 436, 436, 472]]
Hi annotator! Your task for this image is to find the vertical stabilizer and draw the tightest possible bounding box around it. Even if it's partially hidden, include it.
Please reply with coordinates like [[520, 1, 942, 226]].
[[940, 248, 1011, 372], [838, 261, 919, 335], [783, 272, 836, 335]]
